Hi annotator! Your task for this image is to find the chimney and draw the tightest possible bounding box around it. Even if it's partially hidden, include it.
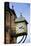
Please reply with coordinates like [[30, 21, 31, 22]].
[[4, 2, 9, 9]]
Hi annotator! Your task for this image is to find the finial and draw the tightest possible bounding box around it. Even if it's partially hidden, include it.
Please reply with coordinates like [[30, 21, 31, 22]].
[[20, 12, 22, 17], [12, 5, 14, 9]]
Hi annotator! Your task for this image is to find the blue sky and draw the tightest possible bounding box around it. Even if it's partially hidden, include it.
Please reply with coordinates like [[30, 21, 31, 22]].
[[9, 3, 30, 43], [9, 3, 30, 23]]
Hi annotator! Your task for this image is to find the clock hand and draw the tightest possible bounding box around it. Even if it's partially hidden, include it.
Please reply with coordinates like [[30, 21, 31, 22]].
[[19, 26, 24, 29]]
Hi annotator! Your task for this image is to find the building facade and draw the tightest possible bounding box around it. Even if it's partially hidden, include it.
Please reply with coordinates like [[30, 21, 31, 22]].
[[4, 2, 17, 44]]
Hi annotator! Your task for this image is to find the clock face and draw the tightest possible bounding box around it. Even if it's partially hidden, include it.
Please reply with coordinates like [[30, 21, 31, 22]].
[[16, 22, 27, 34]]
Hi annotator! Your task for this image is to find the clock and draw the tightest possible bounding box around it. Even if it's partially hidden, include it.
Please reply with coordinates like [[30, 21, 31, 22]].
[[16, 22, 27, 34]]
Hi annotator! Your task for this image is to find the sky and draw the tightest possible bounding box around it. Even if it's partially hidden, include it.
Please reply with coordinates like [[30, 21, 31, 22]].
[[9, 3, 30, 23], [9, 3, 30, 43], [30, 4, 31, 43]]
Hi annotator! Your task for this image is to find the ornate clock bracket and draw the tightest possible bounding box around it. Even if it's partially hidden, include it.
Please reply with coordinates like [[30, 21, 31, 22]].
[[17, 35, 27, 43], [11, 31, 27, 43]]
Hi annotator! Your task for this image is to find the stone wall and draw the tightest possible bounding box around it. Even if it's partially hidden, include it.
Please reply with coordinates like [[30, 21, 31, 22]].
[[5, 10, 16, 44]]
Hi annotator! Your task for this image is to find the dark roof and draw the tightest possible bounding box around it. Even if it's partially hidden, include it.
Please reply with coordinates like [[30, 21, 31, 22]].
[[4, 2, 17, 17], [10, 8, 16, 15]]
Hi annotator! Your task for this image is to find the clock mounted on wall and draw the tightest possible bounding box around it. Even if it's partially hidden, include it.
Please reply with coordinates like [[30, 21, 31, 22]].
[[15, 15, 28, 37]]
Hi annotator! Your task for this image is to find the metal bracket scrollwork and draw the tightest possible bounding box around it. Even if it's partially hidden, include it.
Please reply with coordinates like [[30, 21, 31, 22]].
[[17, 35, 27, 43]]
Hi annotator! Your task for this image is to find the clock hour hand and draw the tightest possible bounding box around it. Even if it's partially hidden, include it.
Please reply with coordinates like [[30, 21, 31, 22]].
[[19, 26, 24, 29]]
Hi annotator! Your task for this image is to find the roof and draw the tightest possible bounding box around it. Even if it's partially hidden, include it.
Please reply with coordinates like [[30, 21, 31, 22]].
[[5, 2, 17, 18], [15, 15, 28, 24]]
